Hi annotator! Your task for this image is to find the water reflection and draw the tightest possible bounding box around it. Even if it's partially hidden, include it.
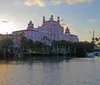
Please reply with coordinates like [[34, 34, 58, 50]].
[[0, 57, 100, 85]]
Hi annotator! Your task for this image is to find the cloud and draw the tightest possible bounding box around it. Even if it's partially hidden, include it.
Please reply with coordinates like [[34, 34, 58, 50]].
[[87, 19, 96, 23], [25, 0, 45, 7], [61, 23, 78, 34], [61, 23, 72, 33], [61, 23, 72, 27], [65, 0, 93, 5], [51, 0, 94, 5], [24, 0, 94, 7], [51, 0, 64, 5]]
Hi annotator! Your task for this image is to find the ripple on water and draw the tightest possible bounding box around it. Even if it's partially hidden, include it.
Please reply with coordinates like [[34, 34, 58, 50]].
[[0, 58, 100, 85]]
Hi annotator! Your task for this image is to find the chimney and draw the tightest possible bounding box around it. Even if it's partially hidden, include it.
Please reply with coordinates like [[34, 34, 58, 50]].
[[57, 16, 60, 24], [43, 16, 45, 25]]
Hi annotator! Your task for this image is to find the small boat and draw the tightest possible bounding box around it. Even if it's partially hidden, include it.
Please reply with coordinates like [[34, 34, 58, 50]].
[[87, 52, 100, 58], [87, 47, 100, 58], [94, 47, 100, 56], [94, 52, 100, 56], [87, 52, 95, 58]]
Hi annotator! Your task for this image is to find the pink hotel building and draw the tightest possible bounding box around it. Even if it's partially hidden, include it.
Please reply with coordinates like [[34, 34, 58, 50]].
[[12, 15, 79, 45]]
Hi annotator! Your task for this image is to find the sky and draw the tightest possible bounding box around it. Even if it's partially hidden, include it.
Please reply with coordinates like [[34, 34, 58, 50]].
[[0, 0, 100, 42]]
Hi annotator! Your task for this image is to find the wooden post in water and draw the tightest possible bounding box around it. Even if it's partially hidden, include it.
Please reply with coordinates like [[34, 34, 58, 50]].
[[4, 48, 6, 60]]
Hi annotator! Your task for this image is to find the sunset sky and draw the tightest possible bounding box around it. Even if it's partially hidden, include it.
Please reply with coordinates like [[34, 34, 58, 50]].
[[0, 0, 100, 41]]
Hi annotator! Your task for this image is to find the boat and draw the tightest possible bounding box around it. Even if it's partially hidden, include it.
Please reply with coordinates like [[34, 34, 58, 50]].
[[87, 52, 95, 58], [87, 47, 100, 57], [94, 47, 100, 56]]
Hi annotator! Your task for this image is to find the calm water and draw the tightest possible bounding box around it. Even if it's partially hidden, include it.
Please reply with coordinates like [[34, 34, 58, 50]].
[[0, 57, 100, 85]]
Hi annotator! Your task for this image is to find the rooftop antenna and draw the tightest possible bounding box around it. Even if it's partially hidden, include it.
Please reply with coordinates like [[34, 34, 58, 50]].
[[92, 30, 95, 44]]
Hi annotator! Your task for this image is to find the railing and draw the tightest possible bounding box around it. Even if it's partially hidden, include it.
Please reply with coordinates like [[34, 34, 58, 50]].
[[18, 46, 72, 56]]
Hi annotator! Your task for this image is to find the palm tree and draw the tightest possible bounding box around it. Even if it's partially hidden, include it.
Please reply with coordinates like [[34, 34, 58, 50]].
[[27, 39, 34, 52], [94, 37, 100, 47], [0, 38, 13, 48], [19, 33, 28, 52], [0, 38, 13, 58]]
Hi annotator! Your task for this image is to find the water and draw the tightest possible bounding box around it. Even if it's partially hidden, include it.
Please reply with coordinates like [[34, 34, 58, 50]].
[[0, 57, 100, 85]]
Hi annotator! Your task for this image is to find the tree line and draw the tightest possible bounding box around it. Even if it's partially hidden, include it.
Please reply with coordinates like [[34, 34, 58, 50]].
[[0, 35, 95, 60]]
